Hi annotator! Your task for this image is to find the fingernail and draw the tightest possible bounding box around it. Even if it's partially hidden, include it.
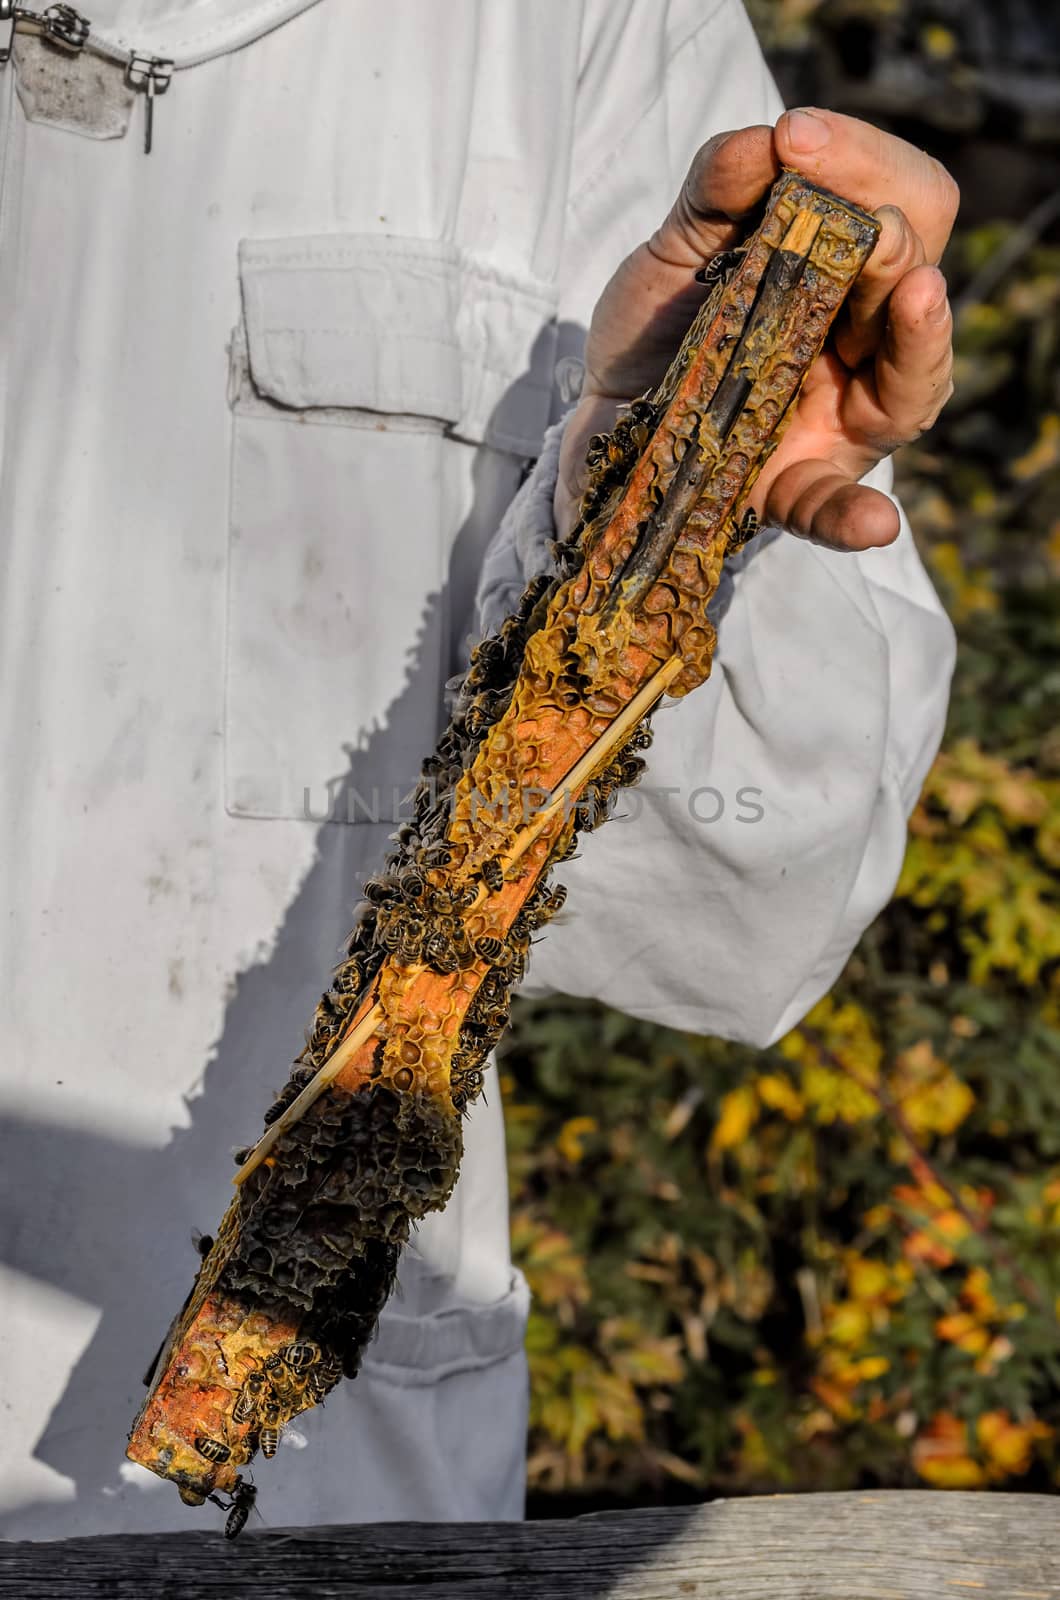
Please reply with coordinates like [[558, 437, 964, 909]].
[[785, 108, 831, 153], [925, 274, 950, 322]]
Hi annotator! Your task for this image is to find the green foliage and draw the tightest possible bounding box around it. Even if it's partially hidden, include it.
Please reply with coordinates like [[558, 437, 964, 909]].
[[503, 215, 1060, 1502]]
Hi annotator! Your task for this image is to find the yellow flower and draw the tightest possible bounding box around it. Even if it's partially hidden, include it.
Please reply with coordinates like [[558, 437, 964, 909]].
[[555, 1116, 597, 1165], [802, 1062, 878, 1124], [827, 1302, 872, 1350], [888, 1039, 975, 1139], [977, 1410, 1052, 1479], [935, 1311, 990, 1355], [809, 1377, 858, 1421], [755, 1072, 805, 1120], [913, 1414, 987, 1488], [710, 1084, 758, 1152], [1011, 411, 1060, 480], [846, 1258, 890, 1304], [961, 1266, 998, 1319]]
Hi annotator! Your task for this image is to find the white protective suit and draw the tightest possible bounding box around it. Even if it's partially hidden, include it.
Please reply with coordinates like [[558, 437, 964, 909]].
[[0, 0, 955, 1539]]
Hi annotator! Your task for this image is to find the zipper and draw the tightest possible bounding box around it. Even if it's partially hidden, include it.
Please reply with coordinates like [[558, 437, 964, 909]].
[[124, 52, 172, 154], [0, 6, 172, 152], [0, 0, 325, 153], [1, 3, 89, 63], [0, 19, 23, 503]]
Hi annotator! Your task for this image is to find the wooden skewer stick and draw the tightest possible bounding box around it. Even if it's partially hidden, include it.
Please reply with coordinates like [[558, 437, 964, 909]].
[[233, 652, 685, 1187], [232, 1000, 383, 1185], [462, 652, 686, 914]]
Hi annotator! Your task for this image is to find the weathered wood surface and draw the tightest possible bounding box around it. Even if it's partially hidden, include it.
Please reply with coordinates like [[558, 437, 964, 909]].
[[2, 1492, 1058, 1599]]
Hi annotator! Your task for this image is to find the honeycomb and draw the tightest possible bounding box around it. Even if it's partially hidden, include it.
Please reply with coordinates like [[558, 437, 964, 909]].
[[127, 173, 880, 1511]]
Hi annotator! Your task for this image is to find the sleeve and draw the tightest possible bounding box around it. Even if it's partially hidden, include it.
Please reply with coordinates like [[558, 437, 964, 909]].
[[474, 0, 956, 1048], [557, 0, 787, 336]]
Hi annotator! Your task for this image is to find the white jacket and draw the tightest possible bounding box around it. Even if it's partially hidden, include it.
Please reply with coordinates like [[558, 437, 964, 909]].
[[0, 0, 954, 1537]]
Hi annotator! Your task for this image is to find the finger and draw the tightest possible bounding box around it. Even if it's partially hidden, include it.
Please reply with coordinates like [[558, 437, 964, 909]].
[[774, 108, 959, 263], [834, 205, 926, 370], [648, 125, 779, 269], [764, 460, 901, 552], [843, 264, 954, 451], [585, 126, 779, 397]]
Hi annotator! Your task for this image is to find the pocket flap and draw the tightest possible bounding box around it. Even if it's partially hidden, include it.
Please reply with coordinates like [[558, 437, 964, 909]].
[[238, 234, 559, 454], [239, 235, 464, 424]]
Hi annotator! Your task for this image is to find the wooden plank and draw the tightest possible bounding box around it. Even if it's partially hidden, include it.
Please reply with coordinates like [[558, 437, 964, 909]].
[[2, 1492, 1058, 1599]]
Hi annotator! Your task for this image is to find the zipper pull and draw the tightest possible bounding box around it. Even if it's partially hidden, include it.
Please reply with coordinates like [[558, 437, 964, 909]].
[[126, 52, 171, 155], [39, 4, 90, 51], [0, 3, 89, 66], [0, 4, 31, 66]]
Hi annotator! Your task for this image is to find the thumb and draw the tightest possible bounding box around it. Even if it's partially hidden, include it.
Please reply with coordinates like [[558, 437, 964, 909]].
[[647, 125, 779, 270]]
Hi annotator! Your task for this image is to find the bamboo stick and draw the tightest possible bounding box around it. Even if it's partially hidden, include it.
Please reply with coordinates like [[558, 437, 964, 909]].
[[233, 652, 685, 1186]]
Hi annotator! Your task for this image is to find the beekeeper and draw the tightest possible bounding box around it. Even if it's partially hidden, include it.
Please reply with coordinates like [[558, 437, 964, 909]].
[[0, 0, 957, 1538]]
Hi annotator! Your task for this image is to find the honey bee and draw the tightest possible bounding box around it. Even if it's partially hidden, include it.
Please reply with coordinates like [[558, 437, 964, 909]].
[[331, 958, 364, 996], [578, 785, 613, 829], [306, 1367, 332, 1403], [361, 874, 400, 905], [730, 505, 760, 550], [431, 839, 463, 868], [451, 1064, 485, 1104], [209, 1474, 258, 1539], [373, 906, 406, 953], [283, 1340, 321, 1373], [486, 964, 513, 1000], [397, 866, 429, 904], [260, 1424, 281, 1459], [615, 755, 646, 787], [224, 1479, 257, 1540], [461, 702, 490, 740], [395, 915, 427, 963], [473, 1008, 509, 1047], [232, 1390, 257, 1425], [537, 884, 567, 919], [233, 1368, 268, 1424], [480, 856, 505, 893], [474, 935, 506, 965], [263, 1352, 303, 1403], [306, 1354, 342, 1403], [627, 725, 653, 752], [423, 929, 460, 974], [470, 635, 507, 676], [475, 687, 513, 728], [194, 1435, 232, 1464], [452, 881, 480, 913], [263, 1085, 297, 1125]]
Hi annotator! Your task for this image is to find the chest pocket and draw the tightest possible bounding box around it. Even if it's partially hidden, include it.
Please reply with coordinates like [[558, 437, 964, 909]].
[[225, 233, 558, 822]]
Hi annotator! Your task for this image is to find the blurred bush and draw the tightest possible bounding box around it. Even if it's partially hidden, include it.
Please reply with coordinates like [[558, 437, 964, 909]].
[[504, 8, 1060, 1509]]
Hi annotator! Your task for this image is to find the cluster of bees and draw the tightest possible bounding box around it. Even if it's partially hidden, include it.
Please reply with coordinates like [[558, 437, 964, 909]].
[[195, 1340, 339, 1472], [253, 561, 575, 1140], [577, 397, 660, 538], [219, 411, 663, 1471], [251, 536, 657, 1143]]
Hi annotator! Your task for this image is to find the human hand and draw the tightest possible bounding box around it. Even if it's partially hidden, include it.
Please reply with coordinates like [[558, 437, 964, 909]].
[[554, 109, 959, 551]]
